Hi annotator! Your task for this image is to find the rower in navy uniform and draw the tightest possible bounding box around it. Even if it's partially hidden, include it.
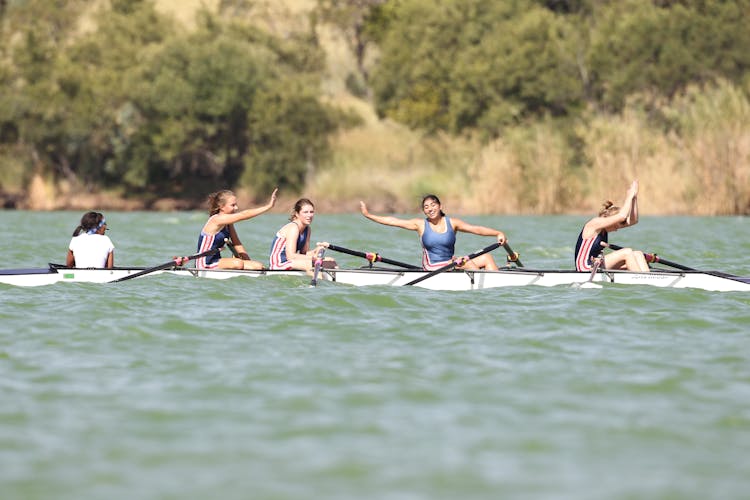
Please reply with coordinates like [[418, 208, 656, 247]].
[[574, 179, 650, 272], [359, 194, 507, 270], [196, 188, 277, 270], [269, 198, 337, 272]]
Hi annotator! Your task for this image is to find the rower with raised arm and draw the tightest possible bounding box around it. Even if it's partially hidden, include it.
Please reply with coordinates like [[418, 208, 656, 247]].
[[574, 179, 650, 272], [196, 188, 277, 270], [360, 194, 508, 271]]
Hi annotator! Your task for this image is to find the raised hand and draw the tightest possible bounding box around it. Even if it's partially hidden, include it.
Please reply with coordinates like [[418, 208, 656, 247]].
[[359, 201, 369, 216], [628, 179, 639, 198]]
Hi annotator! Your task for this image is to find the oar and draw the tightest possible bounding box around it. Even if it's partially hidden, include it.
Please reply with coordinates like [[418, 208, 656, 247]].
[[111, 248, 220, 283], [606, 243, 748, 283], [310, 247, 326, 287], [502, 242, 523, 267], [573, 256, 603, 289], [404, 242, 501, 286], [224, 238, 240, 258], [327, 243, 420, 269], [606, 243, 694, 271]]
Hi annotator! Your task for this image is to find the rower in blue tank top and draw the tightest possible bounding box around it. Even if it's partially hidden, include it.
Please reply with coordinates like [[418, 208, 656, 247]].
[[420, 215, 456, 270], [359, 194, 510, 271]]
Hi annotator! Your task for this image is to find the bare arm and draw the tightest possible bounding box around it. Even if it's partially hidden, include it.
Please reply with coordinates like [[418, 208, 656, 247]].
[[281, 223, 312, 260], [359, 201, 421, 232], [620, 179, 639, 228], [626, 188, 639, 226], [211, 188, 278, 227], [106, 250, 114, 269], [583, 180, 639, 237], [227, 224, 251, 260], [66, 249, 75, 267], [451, 218, 507, 245]]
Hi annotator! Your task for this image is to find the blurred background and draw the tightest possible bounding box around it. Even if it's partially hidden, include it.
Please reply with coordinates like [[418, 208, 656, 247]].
[[1, 0, 749, 215]]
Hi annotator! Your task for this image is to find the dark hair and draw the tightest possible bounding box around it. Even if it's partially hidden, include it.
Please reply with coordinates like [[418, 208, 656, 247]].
[[290, 198, 315, 221], [421, 194, 446, 217], [207, 190, 234, 215], [72, 211, 105, 236]]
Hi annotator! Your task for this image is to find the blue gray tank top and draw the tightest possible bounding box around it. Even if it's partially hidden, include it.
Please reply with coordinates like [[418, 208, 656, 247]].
[[421, 216, 456, 263]]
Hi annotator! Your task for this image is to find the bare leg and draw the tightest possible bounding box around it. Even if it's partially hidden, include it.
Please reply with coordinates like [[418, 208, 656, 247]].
[[631, 251, 650, 272], [604, 248, 650, 272], [459, 254, 499, 271], [218, 257, 265, 270]]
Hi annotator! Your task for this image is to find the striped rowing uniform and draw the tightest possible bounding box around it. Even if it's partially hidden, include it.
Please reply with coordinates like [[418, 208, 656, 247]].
[[196, 225, 231, 269], [575, 229, 607, 271], [421, 216, 456, 271], [269, 224, 310, 270]]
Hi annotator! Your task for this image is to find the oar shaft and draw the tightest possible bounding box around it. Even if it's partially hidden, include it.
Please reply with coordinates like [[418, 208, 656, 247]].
[[327, 244, 420, 269], [224, 238, 240, 258], [405, 242, 501, 286], [503, 242, 523, 267], [111, 248, 219, 283], [606, 243, 695, 271]]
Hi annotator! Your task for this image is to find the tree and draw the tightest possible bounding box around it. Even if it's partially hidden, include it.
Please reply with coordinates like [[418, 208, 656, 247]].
[[587, 0, 750, 111], [314, 0, 387, 95], [369, 0, 584, 135]]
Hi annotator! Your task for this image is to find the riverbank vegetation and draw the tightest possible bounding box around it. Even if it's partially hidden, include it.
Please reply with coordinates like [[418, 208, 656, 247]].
[[1, 0, 749, 214]]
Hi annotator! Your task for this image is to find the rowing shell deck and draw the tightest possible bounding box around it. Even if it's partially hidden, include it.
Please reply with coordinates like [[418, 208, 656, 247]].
[[1, 265, 749, 291]]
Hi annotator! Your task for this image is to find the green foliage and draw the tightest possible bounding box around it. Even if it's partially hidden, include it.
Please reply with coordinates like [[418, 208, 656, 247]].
[[243, 85, 342, 195], [369, 0, 750, 134], [588, 0, 750, 110], [2, 0, 750, 210], [0, 0, 347, 200], [314, 0, 388, 88], [370, 0, 584, 135]]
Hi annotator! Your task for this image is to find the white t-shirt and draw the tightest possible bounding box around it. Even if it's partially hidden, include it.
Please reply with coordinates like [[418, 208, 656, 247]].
[[68, 234, 115, 268]]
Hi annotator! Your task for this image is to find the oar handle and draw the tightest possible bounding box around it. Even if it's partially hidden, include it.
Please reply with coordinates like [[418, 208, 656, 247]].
[[327, 244, 420, 269], [405, 242, 501, 286]]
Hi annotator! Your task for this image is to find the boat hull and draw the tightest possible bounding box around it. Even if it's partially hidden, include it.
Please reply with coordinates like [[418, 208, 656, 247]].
[[1, 265, 748, 291]]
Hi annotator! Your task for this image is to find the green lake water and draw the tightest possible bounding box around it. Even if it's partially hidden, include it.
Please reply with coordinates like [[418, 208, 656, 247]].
[[1, 211, 749, 499]]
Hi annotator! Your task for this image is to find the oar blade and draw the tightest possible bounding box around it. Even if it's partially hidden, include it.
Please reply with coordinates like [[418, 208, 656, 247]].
[[575, 281, 603, 289], [310, 248, 326, 287]]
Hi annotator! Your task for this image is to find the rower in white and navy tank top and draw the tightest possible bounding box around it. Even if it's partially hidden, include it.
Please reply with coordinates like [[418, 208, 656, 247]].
[[575, 229, 607, 271], [196, 225, 231, 269], [421, 216, 456, 270], [269, 224, 310, 270]]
